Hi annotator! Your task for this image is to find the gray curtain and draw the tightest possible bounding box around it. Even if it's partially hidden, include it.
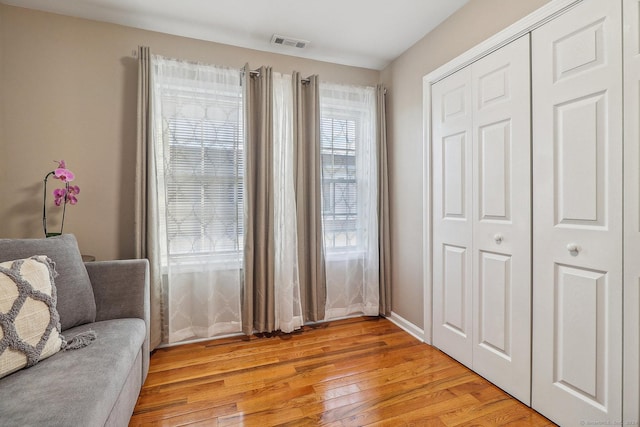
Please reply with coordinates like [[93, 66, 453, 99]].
[[134, 46, 163, 349], [242, 66, 276, 335], [292, 73, 326, 322], [377, 85, 392, 316]]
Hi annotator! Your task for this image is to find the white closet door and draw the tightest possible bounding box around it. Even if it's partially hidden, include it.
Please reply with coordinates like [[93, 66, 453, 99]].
[[432, 67, 474, 368], [624, 0, 640, 422], [471, 34, 531, 404], [532, 0, 623, 425]]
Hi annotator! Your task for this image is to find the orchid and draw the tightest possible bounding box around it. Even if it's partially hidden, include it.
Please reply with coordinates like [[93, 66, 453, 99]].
[[43, 160, 80, 237], [53, 188, 67, 206], [54, 168, 75, 182], [66, 185, 80, 205]]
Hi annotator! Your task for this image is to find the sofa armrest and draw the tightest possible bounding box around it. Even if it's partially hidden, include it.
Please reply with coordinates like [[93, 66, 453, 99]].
[[85, 259, 149, 323], [85, 259, 150, 381]]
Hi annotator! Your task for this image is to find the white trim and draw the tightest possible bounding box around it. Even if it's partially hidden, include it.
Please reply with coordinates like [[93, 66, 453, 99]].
[[421, 0, 583, 352], [388, 311, 425, 343], [422, 81, 433, 346]]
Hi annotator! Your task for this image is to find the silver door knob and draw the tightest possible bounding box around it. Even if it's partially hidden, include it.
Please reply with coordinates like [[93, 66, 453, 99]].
[[567, 243, 580, 253], [494, 234, 503, 244]]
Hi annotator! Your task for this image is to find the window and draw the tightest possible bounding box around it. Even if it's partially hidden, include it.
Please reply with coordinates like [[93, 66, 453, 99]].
[[320, 115, 358, 249], [166, 114, 243, 257], [319, 84, 376, 254], [153, 65, 244, 261]]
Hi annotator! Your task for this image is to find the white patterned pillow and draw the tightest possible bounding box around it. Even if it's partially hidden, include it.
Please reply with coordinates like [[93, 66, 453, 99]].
[[0, 256, 64, 379]]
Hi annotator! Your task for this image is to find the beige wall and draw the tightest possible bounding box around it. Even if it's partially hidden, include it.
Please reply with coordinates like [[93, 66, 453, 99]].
[[0, 4, 5, 209], [0, 5, 378, 260], [381, 0, 550, 328]]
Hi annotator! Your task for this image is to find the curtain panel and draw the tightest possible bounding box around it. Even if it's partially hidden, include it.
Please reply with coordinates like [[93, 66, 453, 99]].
[[242, 66, 276, 335], [292, 73, 327, 322], [377, 85, 391, 316], [152, 56, 244, 344], [319, 83, 380, 319], [134, 46, 163, 349]]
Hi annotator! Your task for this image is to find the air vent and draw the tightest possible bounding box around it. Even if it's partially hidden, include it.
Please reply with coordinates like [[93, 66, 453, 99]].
[[271, 34, 309, 49]]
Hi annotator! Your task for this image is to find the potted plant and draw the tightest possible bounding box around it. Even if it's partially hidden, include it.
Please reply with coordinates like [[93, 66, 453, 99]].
[[42, 160, 80, 237]]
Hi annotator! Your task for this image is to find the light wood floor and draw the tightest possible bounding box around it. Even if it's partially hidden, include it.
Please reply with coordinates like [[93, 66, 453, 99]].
[[130, 317, 555, 426]]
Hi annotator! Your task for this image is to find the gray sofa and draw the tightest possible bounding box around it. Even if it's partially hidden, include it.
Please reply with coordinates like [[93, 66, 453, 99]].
[[0, 234, 149, 426]]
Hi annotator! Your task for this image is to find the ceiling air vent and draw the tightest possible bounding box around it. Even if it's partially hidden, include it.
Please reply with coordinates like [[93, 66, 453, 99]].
[[271, 34, 309, 49]]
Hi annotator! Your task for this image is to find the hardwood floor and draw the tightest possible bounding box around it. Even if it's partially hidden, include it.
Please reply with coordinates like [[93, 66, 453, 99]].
[[130, 317, 555, 426]]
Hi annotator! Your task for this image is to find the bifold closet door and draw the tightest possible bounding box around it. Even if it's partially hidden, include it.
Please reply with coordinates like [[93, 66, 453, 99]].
[[471, 34, 531, 404], [432, 35, 531, 401], [432, 67, 474, 368], [532, 0, 623, 425], [624, 0, 640, 422]]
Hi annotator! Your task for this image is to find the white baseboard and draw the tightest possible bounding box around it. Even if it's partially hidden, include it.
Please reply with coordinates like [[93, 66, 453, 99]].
[[388, 311, 425, 343]]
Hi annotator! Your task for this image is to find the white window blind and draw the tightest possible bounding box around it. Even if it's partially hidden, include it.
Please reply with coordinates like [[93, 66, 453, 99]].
[[166, 114, 244, 256]]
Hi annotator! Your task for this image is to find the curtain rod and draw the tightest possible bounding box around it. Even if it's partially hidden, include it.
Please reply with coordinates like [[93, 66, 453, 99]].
[[248, 69, 310, 84]]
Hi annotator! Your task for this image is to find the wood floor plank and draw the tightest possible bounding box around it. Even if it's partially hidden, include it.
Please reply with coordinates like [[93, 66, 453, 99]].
[[130, 317, 555, 426]]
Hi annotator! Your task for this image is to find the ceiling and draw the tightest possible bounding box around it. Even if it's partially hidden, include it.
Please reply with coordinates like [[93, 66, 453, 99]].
[[1, 0, 469, 70]]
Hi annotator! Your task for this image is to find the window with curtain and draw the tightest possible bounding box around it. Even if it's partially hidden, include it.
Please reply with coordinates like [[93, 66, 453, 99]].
[[319, 83, 380, 319], [152, 56, 244, 343], [148, 54, 384, 343], [320, 115, 358, 250], [165, 97, 244, 260]]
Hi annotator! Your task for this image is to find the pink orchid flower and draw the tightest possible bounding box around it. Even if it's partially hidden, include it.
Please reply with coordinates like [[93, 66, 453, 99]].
[[54, 167, 75, 182], [53, 159, 75, 182], [66, 185, 80, 205], [53, 188, 67, 206]]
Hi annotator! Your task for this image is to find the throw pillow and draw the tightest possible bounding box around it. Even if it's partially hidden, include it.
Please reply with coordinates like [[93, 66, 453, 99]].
[[0, 256, 64, 379], [0, 235, 96, 330]]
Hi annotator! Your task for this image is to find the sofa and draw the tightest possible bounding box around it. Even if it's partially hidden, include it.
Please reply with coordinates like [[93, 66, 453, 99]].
[[0, 234, 149, 426]]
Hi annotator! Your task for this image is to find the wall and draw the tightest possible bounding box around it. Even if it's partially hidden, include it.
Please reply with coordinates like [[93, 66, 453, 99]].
[[381, 0, 550, 329], [0, 5, 379, 260], [0, 4, 5, 213]]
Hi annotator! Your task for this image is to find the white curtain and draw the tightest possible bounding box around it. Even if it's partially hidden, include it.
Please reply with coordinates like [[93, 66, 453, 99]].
[[152, 55, 244, 344], [319, 83, 380, 318], [272, 72, 303, 332]]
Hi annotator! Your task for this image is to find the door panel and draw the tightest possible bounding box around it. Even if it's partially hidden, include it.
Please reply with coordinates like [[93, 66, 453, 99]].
[[432, 67, 473, 368], [532, 0, 623, 424], [478, 250, 511, 358], [443, 133, 467, 218], [555, 92, 606, 225], [624, 0, 640, 422], [553, 19, 605, 82], [471, 34, 531, 404], [443, 245, 468, 336], [554, 265, 606, 406], [479, 120, 510, 221]]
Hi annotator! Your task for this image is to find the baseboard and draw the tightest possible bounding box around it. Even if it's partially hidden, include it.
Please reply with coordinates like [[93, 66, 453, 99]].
[[388, 311, 425, 343]]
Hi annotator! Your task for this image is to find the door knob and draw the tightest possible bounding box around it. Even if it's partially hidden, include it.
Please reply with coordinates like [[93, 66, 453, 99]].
[[494, 234, 503, 244], [566, 243, 580, 254]]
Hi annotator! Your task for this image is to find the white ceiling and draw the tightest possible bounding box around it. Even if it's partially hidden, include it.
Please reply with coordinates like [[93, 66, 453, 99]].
[[1, 0, 469, 70]]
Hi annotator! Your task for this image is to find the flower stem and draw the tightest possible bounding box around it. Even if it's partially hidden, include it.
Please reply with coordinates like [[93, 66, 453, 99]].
[[42, 171, 54, 237], [60, 182, 69, 234]]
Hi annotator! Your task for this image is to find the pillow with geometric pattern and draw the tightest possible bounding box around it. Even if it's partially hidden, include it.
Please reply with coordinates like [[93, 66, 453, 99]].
[[0, 256, 64, 379]]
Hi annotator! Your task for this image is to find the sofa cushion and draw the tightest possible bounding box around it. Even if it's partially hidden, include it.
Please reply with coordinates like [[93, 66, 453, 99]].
[[0, 318, 146, 426], [0, 256, 64, 379], [0, 235, 96, 330]]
